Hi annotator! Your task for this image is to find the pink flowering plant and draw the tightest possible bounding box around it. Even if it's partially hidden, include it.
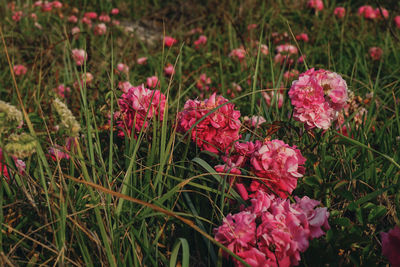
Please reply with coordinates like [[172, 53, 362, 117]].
[[1, 1, 399, 266]]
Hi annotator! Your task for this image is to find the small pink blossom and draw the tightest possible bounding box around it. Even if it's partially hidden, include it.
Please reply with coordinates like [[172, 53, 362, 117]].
[[358, 5, 376, 19], [52, 1, 62, 8], [13, 65, 27, 76], [196, 73, 212, 91], [334, 7, 346, 19], [81, 17, 92, 27], [12, 11, 23, 22], [164, 63, 175, 76], [395, 16, 400, 29], [115, 85, 166, 137], [137, 57, 147, 65], [297, 55, 306, 64], [99, 13, 111, 22], [118, 81, 133, 93], [276, 44, 298, 55], [41, 2, 53, 12], [284, 69, 300, 80], [94, 23, 107, 35], [68, 15, 78, 23], [229, 48, 246, 62], [262, 91, 284, 108], [74, 72, 93, 89], [194, 35, 207, 49], [71, 26, 80, 38], [54, 84, 71, 98], [48, 145, 70, 161], [369, 47, 383, 61], [375, 8, 389, 19], [381, 226, 400, 267], [243, 116, 266, 129], [117, 63, 129, 75], [84, 12, 98, 20], [112, 19, 120, 26], [71, 49, 87, 66], [307, 0, 324, 11], [296, 33, 309, 42], [30, 13, 38, 20], [111, 8, 119, 15], [164, 36, 177, 47], [177, 93, 241, 154], [146, 76, 159, 88], [0, 148, 26, 183], [247, 24, 258, 31]]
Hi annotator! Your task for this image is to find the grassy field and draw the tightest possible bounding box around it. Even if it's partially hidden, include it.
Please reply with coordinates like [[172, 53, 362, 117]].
[[1, 0, 399, 266]]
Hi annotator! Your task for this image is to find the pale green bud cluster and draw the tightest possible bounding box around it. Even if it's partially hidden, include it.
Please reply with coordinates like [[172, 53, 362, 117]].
[[52, 98, 81, 137], [4, 133, 36, 158], [0, 100, 23, 134]]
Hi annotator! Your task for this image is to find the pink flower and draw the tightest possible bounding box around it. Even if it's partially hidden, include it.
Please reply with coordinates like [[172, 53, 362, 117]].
[[41, 2, 53, 12], [243, 116, 266, 129], [12, 11, 23, 22], [262, 91, 284, 108], [111, 8, 119, 15], [146, 76, 159, 88], [0, 148, 25, 183], [48, 145, 70, 161], [395, 16, 400, 29], [375, 8, 389, 19], [334, 7, 346, 19], [164, 63, 175, 76], [247, 24, 258, 31], [118, 81, 133, 93], [293, 196, 330, 239], [112, 19, 120, 26], [94, 23, 107, 35], [164, 36, 177, 47], [68, 15, 78, 23], [137, 57, 147, 65], [196, 73, 211, 91], [276, 44, 298, 55], [307, 0, 323, 11], [358, 5, 376, 19], [51, 1, 62, 8], [250, 139, 306, 198], [71, 49, 87, 66], [177, 93, 241, 154], [54, 84, 71, 98], [293, 102, 334, 130], [381, 226, 400, 267], [71, 26, 80, 37], [260, 44, 269, 56], [369, 47, 383, 61], [194, 35, 207, 49], [214, 211, 257, 253], [74, 72, 93, 89], [295, 33, 309, 42], [289, 68, 348, 129], [297, 55, 306, 64], [81, 17, 92, 27], [229, 48, 246, 62], [284, 69, 300, 80], [115, 85, 166, 137], [13, 65, 27, 76], [117, 63, 129, 75], [84, 12, 97, 20], [99, 13, 111, 22], [30, 13, 38, 20]]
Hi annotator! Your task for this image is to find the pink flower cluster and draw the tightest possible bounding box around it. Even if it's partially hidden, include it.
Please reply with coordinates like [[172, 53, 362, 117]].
[[358, 5, 389, 20], [116, 85, 166, 137], [71, 49, 87, 66], [215, 138, 306, 200], [307, 0, 323, 12], [289, 68, 348, 130], [214, 190, 330, 267], [13, 65, 27, 76], [177, 93, 241, 154]]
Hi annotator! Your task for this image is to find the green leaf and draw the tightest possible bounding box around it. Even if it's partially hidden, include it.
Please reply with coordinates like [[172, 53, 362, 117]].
[[367, 206, 387, 222]]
